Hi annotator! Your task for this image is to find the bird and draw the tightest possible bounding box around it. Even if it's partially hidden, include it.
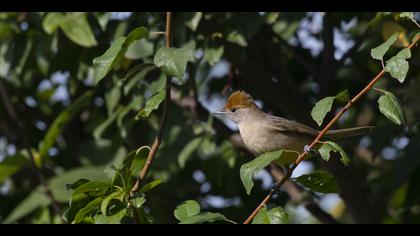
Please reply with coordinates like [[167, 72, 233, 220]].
[[214, 90, 373, 161]]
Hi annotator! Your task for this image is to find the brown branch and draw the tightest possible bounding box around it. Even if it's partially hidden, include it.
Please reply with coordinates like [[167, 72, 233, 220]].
[[0, 80, 62, 220], [268, 164, 339, 224], [131, 12, 172, 193], [243, 34, 420, 224]]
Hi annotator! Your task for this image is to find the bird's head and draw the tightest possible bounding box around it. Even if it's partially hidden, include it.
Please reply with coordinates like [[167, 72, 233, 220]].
[[214, 90, 260, 124]]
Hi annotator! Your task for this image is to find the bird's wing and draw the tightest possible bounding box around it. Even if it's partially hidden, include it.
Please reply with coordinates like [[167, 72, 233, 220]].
[[266, 115, 319, 137]]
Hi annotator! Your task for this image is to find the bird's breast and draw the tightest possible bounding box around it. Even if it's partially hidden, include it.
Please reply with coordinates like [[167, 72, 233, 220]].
[[238, 122, 309, 156]]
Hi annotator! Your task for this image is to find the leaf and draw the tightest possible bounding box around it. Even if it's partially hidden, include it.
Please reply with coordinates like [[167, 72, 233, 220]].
[[186, 12, 202, 31], [95, 208, 126, 224], [376, 89, 406, 125], [72, 181, 110, 200], [101, 188, 124, 215], [319, 141, 350, 165], [177, 137, 203, 168], [153, 46, 194, 79], [399, 12, 414, 20], [204, 46, 224, 66], [385, 48, 411, 83], [227, 30, 248, 47], [174, 200, 201, 221], [311, 90, 348, 127], [252, 207, 290, 224], [179, 212, 226, 224], [125, 39, 154, 60], [371, 33, 399, 60], [294, 171, 339, 193], [93, 36, 126, 84], [38, 91, 94, 160], [0, 154, 28, 183], [43, 13, 97, 47], [49, 166, 110, 202], [311, 97, 335, 127], [93, 27, 149, 84], [129, 195, 146, 209], [240, 150, 284, 195], [74, 197, 104, 224], [135, 89, 166, 120], [2, 187, 49, 223], [140, 179, 163, 193]]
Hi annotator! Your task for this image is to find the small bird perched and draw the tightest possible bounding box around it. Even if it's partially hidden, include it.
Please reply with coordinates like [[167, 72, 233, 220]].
[[214, 91, 374, 157]]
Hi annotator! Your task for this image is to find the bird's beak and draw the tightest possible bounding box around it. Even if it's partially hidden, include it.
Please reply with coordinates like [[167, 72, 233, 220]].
[[212, 108, 226, 116]]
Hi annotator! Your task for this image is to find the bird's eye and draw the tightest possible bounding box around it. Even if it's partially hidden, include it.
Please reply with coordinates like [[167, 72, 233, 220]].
[[230, 108, 237, 113]]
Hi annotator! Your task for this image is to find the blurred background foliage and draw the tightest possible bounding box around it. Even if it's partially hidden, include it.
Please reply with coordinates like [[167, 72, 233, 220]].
[[0, 12, 420, 224]]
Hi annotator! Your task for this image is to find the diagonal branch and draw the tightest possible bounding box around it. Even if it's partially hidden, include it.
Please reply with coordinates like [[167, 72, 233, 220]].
[[243, 34, 420, 224], [131, 12, 172, 193], [0, 80, 62, 220]]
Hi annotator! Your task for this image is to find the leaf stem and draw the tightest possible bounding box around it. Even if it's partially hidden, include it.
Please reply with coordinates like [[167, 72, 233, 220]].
[[243, 28, 420, 225]]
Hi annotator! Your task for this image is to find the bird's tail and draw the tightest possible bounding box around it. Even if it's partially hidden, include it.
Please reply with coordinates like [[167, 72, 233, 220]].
[[325, 126, 374, 140]]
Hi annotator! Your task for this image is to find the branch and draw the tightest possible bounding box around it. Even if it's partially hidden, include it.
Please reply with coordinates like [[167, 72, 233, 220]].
[[131, 12, 172, 193], [268, 164, 339, 224], [0, 80, 62, 220], [243, 34, 420, 224]]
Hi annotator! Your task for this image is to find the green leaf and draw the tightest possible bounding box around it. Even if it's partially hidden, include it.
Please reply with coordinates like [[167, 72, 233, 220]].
[[178, 137, 203, 168], [179, 212, 226, 224], [153, 46, 194, 79], [43, 13, 97, 47], [204, 46, 224, 66], [49, 166, 110, 202], [129, 195, 146, 209], [93, 36, 126, 84], [311, 96, 335, 127], [186, 12, 202, 31], [125, 39, 154, 60], [319, 141, 350, 165], [95, 208, 126, 224], [240, 150, 284, 195], [335, 90, 350, 103], [376, 89, 406, 125], [399, 12, 414, 20], [0, 154, 28, 183], [385, 48, 411, 83], [38, 90, 94, 160], [135, 89, 166, 120], [74, 197, 104, 224], [140, 179, 163, 193], [311, 90, 349, 127], [2, 187, 49, 223], [227, 30, 248, 47], [252, 207, 290, 224], [93, 27, 149, 84], [174, 200, 201, 221], [294, 171, 339, 193], [72, 181, 110, 200], [101, 188, 124, 215], [371, 33, 399, 61]]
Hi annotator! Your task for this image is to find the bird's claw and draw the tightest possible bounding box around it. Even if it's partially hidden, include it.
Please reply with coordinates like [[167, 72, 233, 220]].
[[304, 145, 316, 155], [270, 184, 281, 195]]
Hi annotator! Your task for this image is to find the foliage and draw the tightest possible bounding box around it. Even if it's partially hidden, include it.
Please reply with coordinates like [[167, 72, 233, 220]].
[[0, 12, 419, 224]]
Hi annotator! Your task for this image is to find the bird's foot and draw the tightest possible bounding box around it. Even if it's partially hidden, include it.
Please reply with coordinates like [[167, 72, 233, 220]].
[[270, 184, 281, 195], [304, 145, 317, 155]]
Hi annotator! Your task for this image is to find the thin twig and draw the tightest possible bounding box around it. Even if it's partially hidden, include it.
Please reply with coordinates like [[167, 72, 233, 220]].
[[0, 80, 62, 220], [243, 34, 420, 224], [131, 12, 172, 193]]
